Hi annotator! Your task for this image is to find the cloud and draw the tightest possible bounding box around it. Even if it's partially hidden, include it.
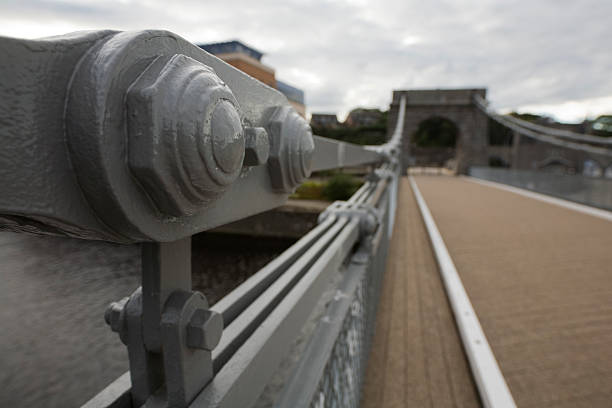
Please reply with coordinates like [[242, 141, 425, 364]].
[[0, 0, 610, 122], [511, 95, 612, 123]]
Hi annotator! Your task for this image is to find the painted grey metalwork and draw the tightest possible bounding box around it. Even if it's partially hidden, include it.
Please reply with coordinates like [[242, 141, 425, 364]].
[[311, 136, 382, 171], [100, 238, 225, 407], [0, 29, 408, 408], [308, 278, 368, 408], [270, 99, 406, 408], [276, 177, 391, 408], [469, 166, 612, 211], [0, 30, 312, 243]]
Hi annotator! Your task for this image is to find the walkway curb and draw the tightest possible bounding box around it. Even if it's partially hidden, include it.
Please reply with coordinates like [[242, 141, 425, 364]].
[[409, 176, 517, 408]]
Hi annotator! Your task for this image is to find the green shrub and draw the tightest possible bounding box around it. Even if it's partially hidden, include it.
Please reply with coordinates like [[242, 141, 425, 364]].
[[291, 181, 325, 200], [322, 174, 361, 201]]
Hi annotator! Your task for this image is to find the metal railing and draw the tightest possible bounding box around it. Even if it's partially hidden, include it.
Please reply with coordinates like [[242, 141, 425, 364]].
[[469, 166, 612, 211], [0, 29, 405, 408]]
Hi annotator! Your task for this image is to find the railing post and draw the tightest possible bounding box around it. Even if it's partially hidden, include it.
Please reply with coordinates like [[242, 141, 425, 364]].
[[511, 130, 522, 168], [105, 238, 223, 408]]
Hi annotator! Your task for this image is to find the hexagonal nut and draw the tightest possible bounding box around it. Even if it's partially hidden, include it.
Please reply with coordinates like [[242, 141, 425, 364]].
[[373, 168, 393, 181], [266, 106, 314, 193], [360, 207, 380, 236], [104, 296, 129, 344], [127, 54, 244, 217], [244, 127, 270, 166], [186, 309, 224, 351]]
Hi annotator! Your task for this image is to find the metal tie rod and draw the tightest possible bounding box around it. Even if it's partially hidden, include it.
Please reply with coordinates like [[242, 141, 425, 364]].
[[194, 218, 361, 407], [212, 216, 349, 373], [211, 215, 337, 326]]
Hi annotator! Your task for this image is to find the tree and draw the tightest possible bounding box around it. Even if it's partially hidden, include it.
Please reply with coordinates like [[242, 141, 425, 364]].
[[311, 109, 388, 145], [592, 115, 612, 137], [488, 117, 513, 146], [413, 117, 458, 147]]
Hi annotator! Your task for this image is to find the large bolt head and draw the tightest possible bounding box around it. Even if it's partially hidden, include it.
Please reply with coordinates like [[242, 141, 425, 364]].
[[244, 127, 270, 166], [127, 54, 245, 217], [360, 208, 380, 236], [266, 107, 314, 192], [186, 309, 224, 351], [104, 296, 129, 344], [211, 101, 245, 173]]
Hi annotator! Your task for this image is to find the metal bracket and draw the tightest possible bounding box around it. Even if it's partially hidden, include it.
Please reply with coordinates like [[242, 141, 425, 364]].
[[104, 238, 223, 408], [162, 290, 222, 407], [366, 144, 399, 163], [366, 168, 395, 183], [318, 201, 381, 238]]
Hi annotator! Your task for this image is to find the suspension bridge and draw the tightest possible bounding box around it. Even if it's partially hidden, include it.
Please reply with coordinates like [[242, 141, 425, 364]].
[[0, 29, 611, 408]]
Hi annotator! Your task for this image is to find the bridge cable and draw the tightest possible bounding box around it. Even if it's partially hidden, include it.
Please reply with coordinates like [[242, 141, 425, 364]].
[[473, 95, 612, 158]]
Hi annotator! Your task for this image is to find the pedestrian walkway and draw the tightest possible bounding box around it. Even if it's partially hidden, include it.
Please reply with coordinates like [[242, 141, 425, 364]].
[[363, 175, 612, 407], [361, 177, 480, 408], [414, 175, 612, 408]]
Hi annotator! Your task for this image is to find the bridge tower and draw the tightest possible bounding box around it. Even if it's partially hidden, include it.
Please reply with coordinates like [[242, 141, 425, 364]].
[[388, 88, 489, 174]]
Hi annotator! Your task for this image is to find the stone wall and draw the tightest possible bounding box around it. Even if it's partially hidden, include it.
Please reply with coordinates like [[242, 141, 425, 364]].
[[389, 89, 489, 174]]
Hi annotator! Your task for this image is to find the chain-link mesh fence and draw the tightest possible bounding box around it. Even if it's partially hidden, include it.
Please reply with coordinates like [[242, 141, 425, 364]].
[[307, 209, 390, 408], [310, 278, 366, 408]]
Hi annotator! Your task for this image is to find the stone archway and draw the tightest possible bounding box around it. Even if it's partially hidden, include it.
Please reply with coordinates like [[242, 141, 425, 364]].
[[536, 156, 575, 174], [387, 88, 489, 174], [411, 116, 459, 167]]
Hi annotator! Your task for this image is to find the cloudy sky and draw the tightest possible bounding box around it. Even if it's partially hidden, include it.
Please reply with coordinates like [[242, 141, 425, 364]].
[[1, 0, 611, 122]]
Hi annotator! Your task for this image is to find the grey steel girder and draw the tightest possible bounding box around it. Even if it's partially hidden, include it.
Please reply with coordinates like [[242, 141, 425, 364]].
[[311, 136, 383, 171], [0, 30, 314, 243]]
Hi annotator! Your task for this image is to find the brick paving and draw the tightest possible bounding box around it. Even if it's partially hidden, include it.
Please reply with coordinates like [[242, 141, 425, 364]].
[[361, 177, 481, 408], [413, 176, 612, 408]]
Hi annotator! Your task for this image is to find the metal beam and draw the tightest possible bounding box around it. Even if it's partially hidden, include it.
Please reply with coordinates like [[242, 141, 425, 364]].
[[0, 30, 313, 243], [311, 136, 382, 171]]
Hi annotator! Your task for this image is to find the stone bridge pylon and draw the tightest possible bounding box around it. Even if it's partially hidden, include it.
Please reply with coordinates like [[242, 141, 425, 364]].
[[388, 88, 489, 174]]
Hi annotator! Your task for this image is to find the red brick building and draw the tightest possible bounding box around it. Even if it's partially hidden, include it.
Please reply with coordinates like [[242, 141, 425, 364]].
[[199, 41, 305, 117]]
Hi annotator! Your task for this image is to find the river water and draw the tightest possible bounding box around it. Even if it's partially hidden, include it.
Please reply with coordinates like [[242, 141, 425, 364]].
[[0, 231, 293, 407]]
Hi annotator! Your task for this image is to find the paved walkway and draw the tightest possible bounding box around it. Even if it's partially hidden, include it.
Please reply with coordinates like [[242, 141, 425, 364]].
[[414, 176, 612, 408], [361, 178, 480, 408], [363, 175, 612, 407]]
